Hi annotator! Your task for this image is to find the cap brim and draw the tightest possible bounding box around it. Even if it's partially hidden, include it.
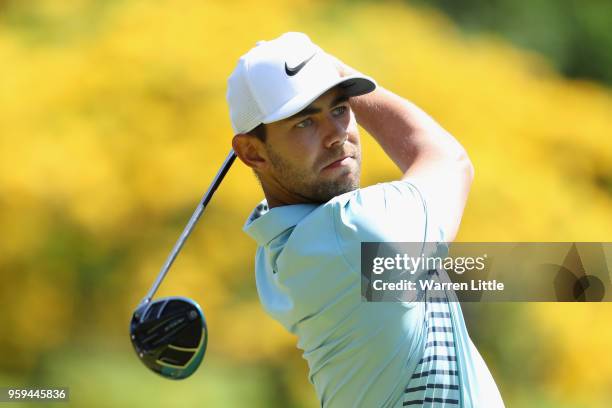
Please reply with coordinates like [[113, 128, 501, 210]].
[[262, 74, 376, 124]]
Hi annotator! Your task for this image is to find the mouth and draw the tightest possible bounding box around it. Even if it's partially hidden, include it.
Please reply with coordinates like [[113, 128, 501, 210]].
[[321, 155, 354, 171]]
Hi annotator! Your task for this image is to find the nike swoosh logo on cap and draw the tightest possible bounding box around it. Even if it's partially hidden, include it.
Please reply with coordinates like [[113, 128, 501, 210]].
[[285, 53, 316, 76]]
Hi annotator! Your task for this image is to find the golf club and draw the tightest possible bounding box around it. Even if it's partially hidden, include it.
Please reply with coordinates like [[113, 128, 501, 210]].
[[130, 149, 237, 379]]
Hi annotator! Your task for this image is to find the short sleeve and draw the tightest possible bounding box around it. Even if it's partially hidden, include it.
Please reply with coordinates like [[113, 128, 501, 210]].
[[329, 180, 444, 274]]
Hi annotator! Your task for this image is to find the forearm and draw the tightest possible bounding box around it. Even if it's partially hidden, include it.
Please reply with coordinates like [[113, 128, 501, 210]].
[[349, 86, 472, 175], [331, 53, 473, 241]]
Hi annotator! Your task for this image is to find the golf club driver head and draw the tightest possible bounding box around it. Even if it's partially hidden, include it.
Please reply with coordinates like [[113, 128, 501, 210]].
[[130, 297, 207, 379]]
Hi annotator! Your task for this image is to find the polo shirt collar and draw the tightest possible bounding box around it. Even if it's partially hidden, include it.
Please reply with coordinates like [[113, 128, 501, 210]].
[[243, 199, 318, 246]]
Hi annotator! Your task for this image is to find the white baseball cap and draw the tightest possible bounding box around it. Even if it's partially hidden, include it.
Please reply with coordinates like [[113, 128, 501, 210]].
[[226, 32, 377, 135]]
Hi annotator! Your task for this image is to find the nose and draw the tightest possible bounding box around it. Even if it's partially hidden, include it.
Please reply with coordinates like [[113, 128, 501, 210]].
[[321, 114, 348, 149]]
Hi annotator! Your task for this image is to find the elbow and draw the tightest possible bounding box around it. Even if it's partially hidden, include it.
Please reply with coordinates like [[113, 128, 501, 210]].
[[455, 148, 475, 183], [464, 155, 475, 183]]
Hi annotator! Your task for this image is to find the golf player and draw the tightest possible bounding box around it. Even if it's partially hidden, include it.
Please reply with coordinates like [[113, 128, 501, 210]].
[[227, 32, 505, 407]]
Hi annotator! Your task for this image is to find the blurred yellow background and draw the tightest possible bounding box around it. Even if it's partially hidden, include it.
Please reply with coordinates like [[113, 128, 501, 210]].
[[1, 0, 611, 406]]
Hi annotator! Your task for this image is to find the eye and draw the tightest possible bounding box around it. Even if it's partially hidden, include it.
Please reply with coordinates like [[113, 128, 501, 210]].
[[295, 118, 313, 129], [332, 105, 347, 117]]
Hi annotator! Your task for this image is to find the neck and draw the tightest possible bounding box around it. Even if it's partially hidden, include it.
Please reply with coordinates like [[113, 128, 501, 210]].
[[260, 177, 314, 209]]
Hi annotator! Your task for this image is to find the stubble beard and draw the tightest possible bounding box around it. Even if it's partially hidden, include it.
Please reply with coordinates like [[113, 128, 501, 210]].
[[266, 145, 361, 203]]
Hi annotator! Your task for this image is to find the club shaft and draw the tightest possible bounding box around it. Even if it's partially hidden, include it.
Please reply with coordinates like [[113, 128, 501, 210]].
[[142, 149, 237, 304]]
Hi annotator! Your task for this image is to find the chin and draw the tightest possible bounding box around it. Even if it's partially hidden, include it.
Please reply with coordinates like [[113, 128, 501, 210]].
[[311, 176, 360, 203]]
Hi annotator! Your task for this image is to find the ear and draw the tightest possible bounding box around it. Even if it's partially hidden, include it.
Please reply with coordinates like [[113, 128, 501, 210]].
[[232, 134, 268, 171]]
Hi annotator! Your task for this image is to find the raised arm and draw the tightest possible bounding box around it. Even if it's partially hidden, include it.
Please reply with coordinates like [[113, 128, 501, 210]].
[[336, 58, 474, 242]]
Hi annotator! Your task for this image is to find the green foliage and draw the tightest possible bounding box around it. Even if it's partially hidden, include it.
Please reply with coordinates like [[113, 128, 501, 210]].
[[411, 0, 612, 84]]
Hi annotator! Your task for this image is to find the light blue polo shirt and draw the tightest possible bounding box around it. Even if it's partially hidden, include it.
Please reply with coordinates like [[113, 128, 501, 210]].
[[243, 180, 504, 407]]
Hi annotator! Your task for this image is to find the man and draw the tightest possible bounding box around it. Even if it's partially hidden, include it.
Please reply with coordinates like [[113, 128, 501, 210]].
[[227, 32, 504, 407]]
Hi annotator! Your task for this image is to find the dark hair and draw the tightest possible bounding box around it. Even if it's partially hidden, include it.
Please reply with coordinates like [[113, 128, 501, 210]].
[[248, 123, 267, 142]]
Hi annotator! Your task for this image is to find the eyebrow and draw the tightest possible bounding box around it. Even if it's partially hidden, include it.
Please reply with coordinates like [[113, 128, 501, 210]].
[[285, 94, 349, 122]]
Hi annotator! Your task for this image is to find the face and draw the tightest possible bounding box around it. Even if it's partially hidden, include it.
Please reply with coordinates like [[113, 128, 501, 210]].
[[254, 86, 362, 204]]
